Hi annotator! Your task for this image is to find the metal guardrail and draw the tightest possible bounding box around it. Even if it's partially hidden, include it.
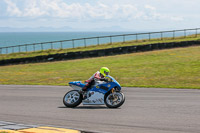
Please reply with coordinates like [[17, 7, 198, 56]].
[[0, 28, 199, 54]]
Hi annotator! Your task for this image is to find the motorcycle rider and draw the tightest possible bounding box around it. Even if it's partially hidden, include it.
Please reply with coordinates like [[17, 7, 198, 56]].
[[82, 67, 110, 92]]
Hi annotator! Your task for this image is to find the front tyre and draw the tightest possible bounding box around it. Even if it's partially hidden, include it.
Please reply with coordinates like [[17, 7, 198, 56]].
[[105, 92, 125, 108], [63, 90, 82, 108]]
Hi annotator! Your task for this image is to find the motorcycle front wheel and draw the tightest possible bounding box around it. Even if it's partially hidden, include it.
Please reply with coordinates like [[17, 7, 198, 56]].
[[63, 90, 82, 108], [105, 92, 125, 108]]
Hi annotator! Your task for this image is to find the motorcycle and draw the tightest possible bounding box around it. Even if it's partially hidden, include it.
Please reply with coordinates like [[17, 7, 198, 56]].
[[63, 75, 125, 108]]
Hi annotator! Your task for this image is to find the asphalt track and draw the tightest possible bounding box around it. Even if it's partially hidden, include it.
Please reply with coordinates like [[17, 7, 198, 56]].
[[0, 85, 200, 133]]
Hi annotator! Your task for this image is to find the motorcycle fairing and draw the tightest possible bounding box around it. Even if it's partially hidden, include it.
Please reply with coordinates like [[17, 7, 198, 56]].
[[69, 81, 85, 90], [82, 91, 104, 105], [82, 82, 117, 105], [89, 82, 116, 94]]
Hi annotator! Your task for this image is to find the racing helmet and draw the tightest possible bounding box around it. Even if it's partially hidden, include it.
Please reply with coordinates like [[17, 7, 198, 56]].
[[100, 67, 110, 77]]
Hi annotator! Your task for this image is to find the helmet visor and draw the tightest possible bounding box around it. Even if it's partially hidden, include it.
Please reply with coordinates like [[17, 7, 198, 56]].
[[104, 71, 109, 75]]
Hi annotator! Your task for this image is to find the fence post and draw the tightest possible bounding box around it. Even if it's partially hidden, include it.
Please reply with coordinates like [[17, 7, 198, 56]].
[[110, 36, 112, 44], [84, 38, 86, 47], [60, 41, 63, 49], [184, 29, 186, 38], [136, 34, 138, 42], [149, 33, 151, 41], [123, 35, 125, 43], [161, 32, 163, 40], [41, 43, 43, 51], [19, 46, 21, 52], [173, 31, 175, 39], [50, 42, 53, 49], [97, 37, 99, 45], [26, 45, 28, 52], [6, 47, 8, 54], [72, 40, 74, 48], [196, 28, 198, 37], [33, 44, 35, 52], [12, 46, 14, 53]]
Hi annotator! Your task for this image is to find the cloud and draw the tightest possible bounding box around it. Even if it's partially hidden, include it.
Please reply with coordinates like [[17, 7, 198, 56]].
[[170, 16, 184, 21], [145, 5, 156, 11], [3, 0, 182, 22], [4, 0, 22, 16], [23, 0, 47, 17]]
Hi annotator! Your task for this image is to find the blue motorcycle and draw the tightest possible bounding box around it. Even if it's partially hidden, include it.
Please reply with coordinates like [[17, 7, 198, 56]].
[[63, 75, 125, 108]]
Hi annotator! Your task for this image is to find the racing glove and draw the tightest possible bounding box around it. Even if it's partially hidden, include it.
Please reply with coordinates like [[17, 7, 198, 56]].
[[100, 78, 108, 82]]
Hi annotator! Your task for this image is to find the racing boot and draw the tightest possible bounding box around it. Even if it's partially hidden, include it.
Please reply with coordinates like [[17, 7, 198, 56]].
[[82, 91, 87, 100], [81, 86, 88, 99]]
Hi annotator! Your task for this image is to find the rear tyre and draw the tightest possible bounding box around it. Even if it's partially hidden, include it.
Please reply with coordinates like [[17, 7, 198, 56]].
[[104, 92, 125, 108], [63, 90, 82, 108]]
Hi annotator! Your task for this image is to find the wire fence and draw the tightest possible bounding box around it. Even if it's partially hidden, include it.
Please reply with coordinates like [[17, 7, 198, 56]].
[[0, 28, 199, 54]]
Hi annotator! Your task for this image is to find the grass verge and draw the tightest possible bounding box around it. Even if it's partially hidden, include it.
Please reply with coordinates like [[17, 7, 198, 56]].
[[1, 35, 200, 61], [0, 46, 200, 89]]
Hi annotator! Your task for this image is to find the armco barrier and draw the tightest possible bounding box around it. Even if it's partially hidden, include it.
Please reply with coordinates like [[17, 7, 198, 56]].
[[0, 40, 199, 66]]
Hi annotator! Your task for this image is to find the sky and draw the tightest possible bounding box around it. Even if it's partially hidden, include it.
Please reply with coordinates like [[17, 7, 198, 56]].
[[0, 0, 200, 31]]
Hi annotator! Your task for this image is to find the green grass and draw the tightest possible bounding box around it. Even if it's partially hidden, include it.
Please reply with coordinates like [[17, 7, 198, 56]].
[[1, 34, 200, 60], [0, 46, 200, 89]]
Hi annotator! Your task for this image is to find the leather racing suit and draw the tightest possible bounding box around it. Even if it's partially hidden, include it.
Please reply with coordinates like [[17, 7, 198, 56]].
[[82, 71, 107, 91]]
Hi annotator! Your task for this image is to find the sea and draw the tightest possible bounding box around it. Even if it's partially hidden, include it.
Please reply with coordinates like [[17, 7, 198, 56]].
[[0, 32, 135, 47], [0, 31, 192, 54]]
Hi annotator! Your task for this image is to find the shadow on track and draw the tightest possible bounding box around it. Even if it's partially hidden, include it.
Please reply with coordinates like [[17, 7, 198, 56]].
[[58, 106, 120, 109]]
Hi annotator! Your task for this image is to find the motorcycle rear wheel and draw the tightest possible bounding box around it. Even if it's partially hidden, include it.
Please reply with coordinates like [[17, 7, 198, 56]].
[[105, 92, 125, 108], [63, 90, 82, 108]]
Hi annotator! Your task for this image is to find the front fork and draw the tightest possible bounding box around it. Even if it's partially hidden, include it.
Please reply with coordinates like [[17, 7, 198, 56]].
[[110, 88, 118, 101], [111, 88, 115, 93]]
